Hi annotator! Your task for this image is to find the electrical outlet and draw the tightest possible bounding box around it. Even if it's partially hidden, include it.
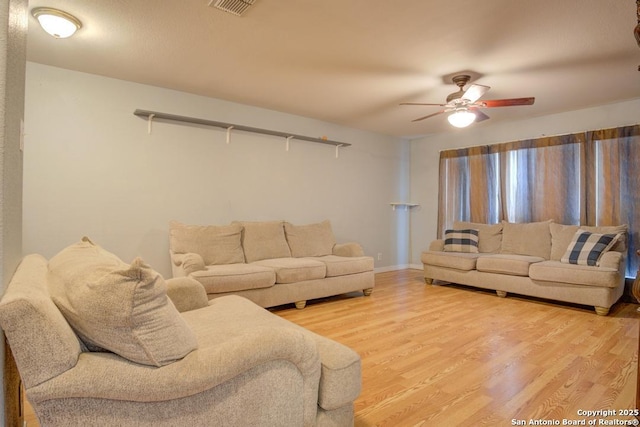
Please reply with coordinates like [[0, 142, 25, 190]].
[[377, 253, 382, 261]]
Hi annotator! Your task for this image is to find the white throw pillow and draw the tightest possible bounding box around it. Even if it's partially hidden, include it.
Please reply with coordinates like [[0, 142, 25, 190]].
[[48, 237, 198, 367]]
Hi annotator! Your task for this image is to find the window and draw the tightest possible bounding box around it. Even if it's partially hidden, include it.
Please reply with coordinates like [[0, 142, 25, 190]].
[[438, 125, 640, 276]]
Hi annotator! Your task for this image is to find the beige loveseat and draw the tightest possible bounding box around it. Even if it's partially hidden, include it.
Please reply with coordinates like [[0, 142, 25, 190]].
[[169, 220, 375, 309], [0, 238, 361, 426], [421, 221, 628, 315]]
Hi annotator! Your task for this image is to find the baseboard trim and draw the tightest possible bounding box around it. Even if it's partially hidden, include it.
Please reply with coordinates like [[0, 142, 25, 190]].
[[374, 264, 423, 273]]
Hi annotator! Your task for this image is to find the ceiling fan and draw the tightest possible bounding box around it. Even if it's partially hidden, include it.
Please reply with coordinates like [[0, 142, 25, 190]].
[[401, 75, 535, 128]]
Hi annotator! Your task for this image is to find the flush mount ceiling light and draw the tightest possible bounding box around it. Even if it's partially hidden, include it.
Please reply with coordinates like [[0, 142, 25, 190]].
[[447, 108, 476, 128], [31, 7, 82, 38]]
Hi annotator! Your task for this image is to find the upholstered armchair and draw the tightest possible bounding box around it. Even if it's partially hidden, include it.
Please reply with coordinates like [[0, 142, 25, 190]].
[[0, 238, 361, 426]]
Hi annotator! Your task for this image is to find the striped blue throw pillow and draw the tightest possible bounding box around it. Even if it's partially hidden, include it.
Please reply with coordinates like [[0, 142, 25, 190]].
[[560, 230, 619, 266], [443, 229, 479, 253]]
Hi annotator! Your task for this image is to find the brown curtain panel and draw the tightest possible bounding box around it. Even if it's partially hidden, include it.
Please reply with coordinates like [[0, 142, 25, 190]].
[[438, 145, 499, 237]]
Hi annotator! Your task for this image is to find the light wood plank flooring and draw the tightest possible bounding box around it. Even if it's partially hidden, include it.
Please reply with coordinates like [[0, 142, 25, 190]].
[[24, 269, 638, 426], [277, 269, 639, 426]]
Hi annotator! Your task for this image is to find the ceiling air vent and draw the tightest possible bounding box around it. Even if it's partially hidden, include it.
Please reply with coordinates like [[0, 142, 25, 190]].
[[208, 0, 256, 16]]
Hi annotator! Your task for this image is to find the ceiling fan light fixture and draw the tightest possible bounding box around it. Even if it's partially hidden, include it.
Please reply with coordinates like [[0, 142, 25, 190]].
[[447, 109, 476, 128], [32, 7, 82, 38]]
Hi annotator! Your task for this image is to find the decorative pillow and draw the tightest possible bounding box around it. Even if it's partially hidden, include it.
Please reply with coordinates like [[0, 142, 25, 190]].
[[48, 237, 198, 367], [235, 220, 292, 263], [443, 229, 479, 253], [453, 221, 502, 253], [169, 221, 244, 265], [551, 223, 628, 260], [560, 230, 620, 266], [580, 224, 628, 253], [501, 220, 552, 259], [284, 220, 336, 257]]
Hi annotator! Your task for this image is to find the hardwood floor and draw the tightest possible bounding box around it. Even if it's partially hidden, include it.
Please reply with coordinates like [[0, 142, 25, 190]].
[[277, 269, 639, 426], [23, 269, 638, 426]]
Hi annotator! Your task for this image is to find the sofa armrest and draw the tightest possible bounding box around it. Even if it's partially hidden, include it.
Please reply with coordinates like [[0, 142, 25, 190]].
[[333, 242, 364, 257], [28, 327, 321, 419], [170, 250, 184, 266], [599, 251, 623, 269], [166, 277, 209, 312], [170, 251, 206, 278], [429, 239, 445, 252], [182, 253, 206, 274]]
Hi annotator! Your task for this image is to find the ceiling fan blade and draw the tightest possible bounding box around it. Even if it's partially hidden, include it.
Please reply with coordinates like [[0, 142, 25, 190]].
[[473, 109, 490, 122], [481, 97, 535, 107], [400, 102, 447, 107], [461, 84, 490, 103], [412, 111, 445, 122]]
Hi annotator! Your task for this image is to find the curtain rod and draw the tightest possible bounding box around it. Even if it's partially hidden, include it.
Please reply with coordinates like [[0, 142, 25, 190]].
[[435, 122, 640, 154]]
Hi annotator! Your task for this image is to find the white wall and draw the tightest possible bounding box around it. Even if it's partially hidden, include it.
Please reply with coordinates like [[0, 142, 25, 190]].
[[409, 98, 640, 266], [24, 63, 409, 277], [25, 63, 639, 277]]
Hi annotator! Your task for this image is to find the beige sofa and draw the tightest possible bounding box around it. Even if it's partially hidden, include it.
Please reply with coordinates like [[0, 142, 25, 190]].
[[0, 239, 362, 426], [421, 221, 628, 315], [169, 220, 374, 309]]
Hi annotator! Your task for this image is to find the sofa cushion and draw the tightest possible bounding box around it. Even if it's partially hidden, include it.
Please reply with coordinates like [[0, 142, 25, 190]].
[[47, 238, 197, 367], [501, 220, 552, 259], [476, 254, 545, 276], [421, 251, 482, 271], [443, 229, 479, 253], [285, 220, 336, 257], [169, 221, 245, 265], [312, 255, 374, 277], [550, 223, 581, 261], [453, 221, 503, 253], [529, 260, 621, 288], [560, 230, 620, 266], [236, 220, 292, 263], [185, 295, 361, 411], [190, 263, 276, 294], [252, 258, 327, 284]]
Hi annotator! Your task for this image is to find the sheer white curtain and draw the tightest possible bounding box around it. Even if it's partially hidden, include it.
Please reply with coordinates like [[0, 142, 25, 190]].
[[498, 135, 584, 224], [586, 125, 640, 277]]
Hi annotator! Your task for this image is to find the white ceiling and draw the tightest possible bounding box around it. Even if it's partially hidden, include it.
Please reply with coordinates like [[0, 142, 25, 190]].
[[26, 0, 640, 138]]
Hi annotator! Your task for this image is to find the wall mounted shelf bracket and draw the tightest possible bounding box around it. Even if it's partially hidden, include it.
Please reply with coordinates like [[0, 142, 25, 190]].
[[390, 203, 420, 211], [134, 110, 351, 155]]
